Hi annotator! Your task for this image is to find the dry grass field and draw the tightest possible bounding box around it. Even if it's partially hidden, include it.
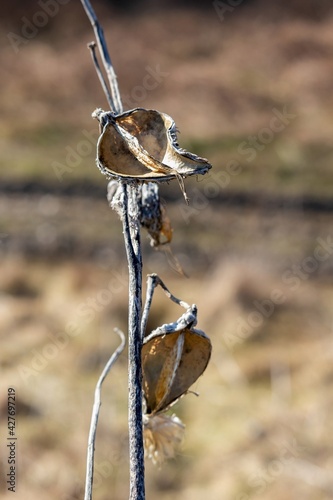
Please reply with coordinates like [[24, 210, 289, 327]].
[[1, 1, 333, 499]]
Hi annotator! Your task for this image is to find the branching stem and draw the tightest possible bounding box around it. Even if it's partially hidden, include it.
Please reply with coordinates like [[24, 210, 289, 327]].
[[80, 1, 146, 498], [80, 0, 122, 113]]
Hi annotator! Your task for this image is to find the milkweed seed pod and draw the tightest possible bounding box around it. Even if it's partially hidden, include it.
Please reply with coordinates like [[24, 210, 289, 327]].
[[142, 305, 212, 415], [142, 304, 211, 464], [93, 108, 212, 181]]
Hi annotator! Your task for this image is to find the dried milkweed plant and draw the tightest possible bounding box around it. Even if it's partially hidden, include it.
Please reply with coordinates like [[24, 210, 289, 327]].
[[79, 1, 212, 499]]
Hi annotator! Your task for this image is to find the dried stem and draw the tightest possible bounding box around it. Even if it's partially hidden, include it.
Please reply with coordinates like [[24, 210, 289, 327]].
[[121, 183, 145, 499], [84, 329, 126, 500], [88, 42, 114, 111], [140, 275, 157, 340], [80, 0, 122, 114], [142, 274, 191, 318], [80, 1, 146, 498]]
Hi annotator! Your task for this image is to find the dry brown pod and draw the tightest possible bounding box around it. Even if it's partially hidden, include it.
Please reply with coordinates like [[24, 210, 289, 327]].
[[93, 107, 212, 181], [142, 322, 212, 415]]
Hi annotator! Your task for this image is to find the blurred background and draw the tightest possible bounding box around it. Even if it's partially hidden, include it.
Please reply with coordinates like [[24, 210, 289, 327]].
[[1, 0, 333, 498]]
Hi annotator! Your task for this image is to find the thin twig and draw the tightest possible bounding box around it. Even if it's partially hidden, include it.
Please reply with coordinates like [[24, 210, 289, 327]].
[[145, 273, 191, 311], [141, 274, 158, 340], [80, 0, 123, 114], [141, 272, 191, 341], [84, 329, 126, 500], [141, 274, 197, 344], [88, 42, 114, 111]]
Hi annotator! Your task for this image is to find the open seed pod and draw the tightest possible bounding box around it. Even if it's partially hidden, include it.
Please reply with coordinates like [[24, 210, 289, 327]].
[[93, 108, 212, 181], [142, 323, 212, 415]]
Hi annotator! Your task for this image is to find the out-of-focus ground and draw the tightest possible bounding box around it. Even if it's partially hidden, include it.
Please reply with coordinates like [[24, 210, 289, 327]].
[[1, 1, 333, 499]]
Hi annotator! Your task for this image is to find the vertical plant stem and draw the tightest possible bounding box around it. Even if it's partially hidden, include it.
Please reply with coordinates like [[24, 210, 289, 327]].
[[80, 1, 145, 496], [121, 182, 145, 499]]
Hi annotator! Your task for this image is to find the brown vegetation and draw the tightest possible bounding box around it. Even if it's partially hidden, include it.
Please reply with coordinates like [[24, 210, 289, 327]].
[[1, 1, 333, 499]]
